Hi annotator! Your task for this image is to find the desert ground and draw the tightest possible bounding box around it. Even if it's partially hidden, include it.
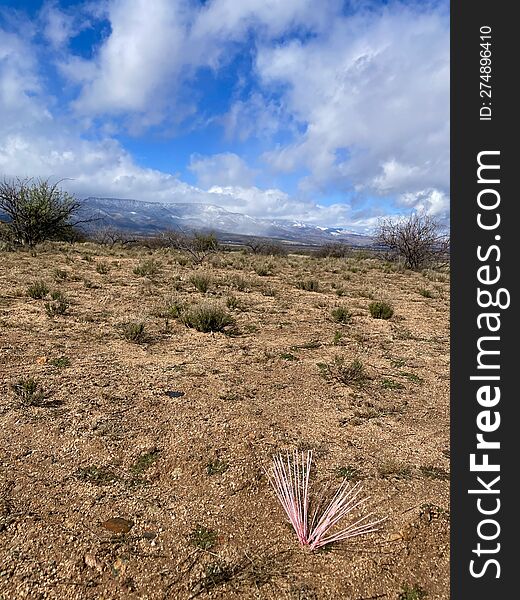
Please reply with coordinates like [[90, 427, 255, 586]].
[[0, 241, 450, 599]]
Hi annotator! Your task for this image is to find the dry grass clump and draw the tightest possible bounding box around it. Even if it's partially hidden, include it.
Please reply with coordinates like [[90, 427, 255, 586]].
[[44, 291, 70, 316], [189, 272, 212, 293], [368, 301, 394, 320], [27, 280, 49, 299], [11, 377, 46, 406], [119, 320, 147, 343], [331, 306, 352, 324], [296, 278, 320, 292], [181, 302, 234, 333], [133, 258, 160, 277], [318, 356, 369, 387]]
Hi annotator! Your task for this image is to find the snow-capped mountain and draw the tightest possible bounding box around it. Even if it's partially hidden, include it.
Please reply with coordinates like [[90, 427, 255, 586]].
[[78, 197, 373, 245]]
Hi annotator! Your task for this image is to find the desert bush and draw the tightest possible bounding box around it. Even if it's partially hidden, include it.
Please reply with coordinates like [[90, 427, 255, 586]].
[[0, 178, 87, 248], [11, 377, 46, 406], [190, 272, 212, 293], [318, 356, 368, 387], [45, 292, 70, 316], [96, 261, 110, 274], [331, 306, 352, 324], [91, 225, 137, 248], [182, 303, 234, 333], [376, 213, 449, 270], [314, 243, 352, 258], [419, 287, 434, 298], [119, 320, 147, 343], [133, 258, 160, 277], [53, 268, 68, 281], [154, 298, 184, 319], [296, 278, 320, 292], [369, 301, 394, 320], [253, 262, 272, 276], [228, 275, 251, 292], [163, 230, 219, 264], [27, 281, 49, 299], [244, 239, 288, 256]]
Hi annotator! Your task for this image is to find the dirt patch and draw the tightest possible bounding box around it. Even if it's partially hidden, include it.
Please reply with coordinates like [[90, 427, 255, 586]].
[[0, 243, 450, 599]]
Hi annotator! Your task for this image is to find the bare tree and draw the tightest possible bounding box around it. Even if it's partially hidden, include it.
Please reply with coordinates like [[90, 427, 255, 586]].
[[92, 225, 137, 248], [244, 238, 288, 256], [375, 213, 449, 270], [162, 229, 219, 263], [0, 177, 88, 248]]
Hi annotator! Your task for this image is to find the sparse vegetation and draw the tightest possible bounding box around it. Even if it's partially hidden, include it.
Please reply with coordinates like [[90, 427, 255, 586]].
[[27, 281, 49, 299], [189, 524, 217, 550], [190, 272, 212, 293], [133, 258, 160, 277], [44, 293, 70, 316], [119, 320, 147, 343], [369, 300, 394, 319], [96, 261, 110, 274], [206, 459, 229, 475], [0, 239, 449, 598], [399, 584, 427, 600], [296, 278, 320, 292], [11, 377, 46, 406], [318, 356, 369, 387], [331, 306, 352, 323], [181, 303, 234, 333]]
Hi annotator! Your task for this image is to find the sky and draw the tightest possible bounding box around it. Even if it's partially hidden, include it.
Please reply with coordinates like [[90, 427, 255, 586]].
[[0, 0, 449, 233]]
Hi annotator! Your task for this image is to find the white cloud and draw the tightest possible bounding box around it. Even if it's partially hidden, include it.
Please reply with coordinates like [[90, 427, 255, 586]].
[[40, 1, 76, 49], [64, 0, 340, 122], [189, 153, 258, 188], [256, 3, 449, 212], [0, 2, 450, 232]]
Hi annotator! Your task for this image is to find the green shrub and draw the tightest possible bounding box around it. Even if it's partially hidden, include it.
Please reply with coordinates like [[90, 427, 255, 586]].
[[133, 258, 160, 277], [11, 377, 46, 406], [53, 268, 68, 281], [318, 356, 368, 387], [182, 303, 234, 333], [45, 293, 69, 316], [27, 281, 49, 299], [368, 301, 394, 319], [96, 261, 110, 274], [189, 525, 217, 550], [296, 278, 320, 292], [0, 177, 82, 248], [190, 272, 212, 293], [398, 584, 426, 600], [120, 321, 147, 343], [331, 306, 352, 324]]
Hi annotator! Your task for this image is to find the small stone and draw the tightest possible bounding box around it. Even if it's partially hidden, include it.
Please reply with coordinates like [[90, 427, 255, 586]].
[[142, 530, 157, 540], [101, 517, 134, 534], [165, 390, 184, 398], [171, 467, 183, 480], [84, 553, 104, 573], [36, 356, 47, 365]]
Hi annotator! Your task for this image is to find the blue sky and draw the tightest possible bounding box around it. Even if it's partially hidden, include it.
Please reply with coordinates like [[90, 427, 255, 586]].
[[0, 0, 449, 232]]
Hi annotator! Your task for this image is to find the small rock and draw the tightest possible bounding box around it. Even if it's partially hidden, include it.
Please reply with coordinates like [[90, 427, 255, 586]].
[[84, 553, 104, 573], [101, 517, 134, 534], [171, 467, 183, 480], [165, 390, 184, 398], [36, 356, 47, 365]]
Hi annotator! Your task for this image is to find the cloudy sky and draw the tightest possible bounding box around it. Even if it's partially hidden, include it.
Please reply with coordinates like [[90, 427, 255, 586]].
[[0, 0, 449, 232]]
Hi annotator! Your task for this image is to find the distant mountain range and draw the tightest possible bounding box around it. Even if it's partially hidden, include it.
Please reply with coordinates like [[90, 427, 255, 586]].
[[78, 197, 373, 246]]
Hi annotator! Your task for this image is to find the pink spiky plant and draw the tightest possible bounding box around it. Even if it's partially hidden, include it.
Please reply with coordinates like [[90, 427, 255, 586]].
[[267, 450, 384, 550]]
